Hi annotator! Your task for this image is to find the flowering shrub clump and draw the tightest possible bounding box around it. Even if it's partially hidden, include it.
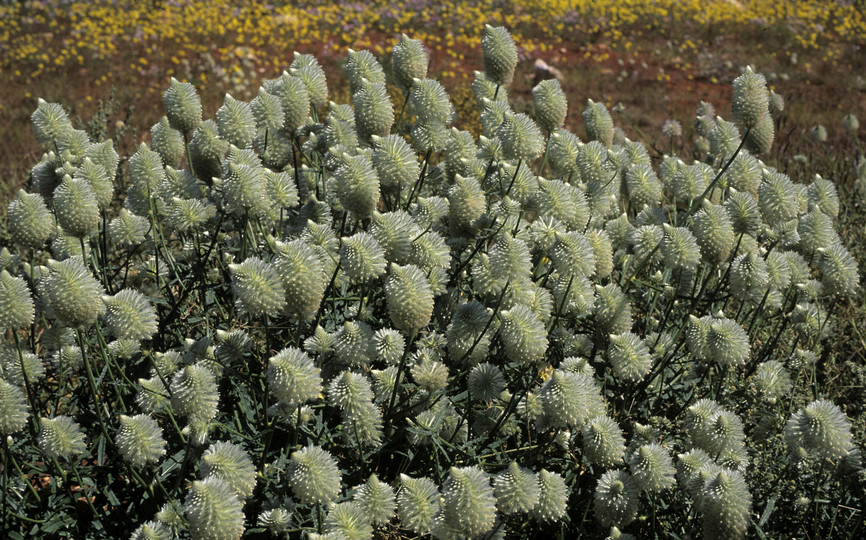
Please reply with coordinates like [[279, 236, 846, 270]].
[[0, 25, 862, 539]]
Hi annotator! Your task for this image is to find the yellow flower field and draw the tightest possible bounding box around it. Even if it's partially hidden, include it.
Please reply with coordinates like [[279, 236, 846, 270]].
[[0, 0, 863, 195]]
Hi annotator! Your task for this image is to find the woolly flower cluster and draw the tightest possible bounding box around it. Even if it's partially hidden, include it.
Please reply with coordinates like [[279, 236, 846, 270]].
[[1, 24, 861, 540]]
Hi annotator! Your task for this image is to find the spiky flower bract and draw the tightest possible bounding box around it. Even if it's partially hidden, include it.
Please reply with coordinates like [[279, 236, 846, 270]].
[[353, 80, 394, 146], [583, 99, 615, 147], [116, 414, 166, 467], [328, 370, 383, 445], [0, 346, 44, 387], [696, 469, 752, 540], [372, 134, 420, 195], [540, 369, 605, 429], [482, 25, 518, 87], [398, 475, 440, 535], [163, 78, 202, 134], [533, 78, 567, 133], [441, 466, 497, 538], [373, 328, 404, 365], [189, 119, 228, 182], [499, 112, 545, 161], [730, 251, 769, 300], [595, 284, 633, 335], [608, 332, 652, 383], [547, 128, 582, 177], [323, 501, 372, 540], [410, 355, 449, 392], [102, 288, 159, 341], [693, 200, 735, 264], [150, 116, 184, 167], [216, 94, 255, 148], [448, 174, 486, 237], [346, 49, 386, 94], [409, 78, 455, 124], [8, 189, 53, 249], [0, 378, 29, 435], [184, 477, 245, 540], [258, 508, 291, 536], [32, 98, 72, 147], [473, 71, 509, 109], [221, 162, 268, 217], [130, 521, 172, 540], [732, 67, 769, 130], [171, 364, 219, 428], [499, 304, 549, 366], [340, 232, 387, 283], [289, 445, 342, 505], [75, 157, 114, 210], [268, 347, 322, 406], [446, 301, 496, 365], [228, 257, 286, 318], [393, 34, 429, 92], [662, 224, 701, 272], [0, 270, 35, 330], [273, 238, 326, 321], [752, 360, 792, 403], [594, 469, 640, 528], [109, 208, 150, 247], [706, 318, 750, 368], [629, 444, 676, 493], [251, 88, 284, 131], [785, 400, 855, 462], [489, 231, 533, 284], [201, 441, 257, 499], [264, 72, 310, 132], [551, 231, 596, 279], [54, 176, 100, 238], [39, 415, 86, 460], [334, 321, 377, 367], [385, 263, 434, 334], [41, 257, 105, 327], [818, 244, 860, 297], [532, 469, 569, 522], [291, 52, 328, 107], [758, 169, 798, 225], [625, 162, 662, 207], [354, 473, 396, 524], [468, 363, 506, 402], [334, 154, 380, 220], [583, 415, 627, 468], [494, 461, 540, 514]]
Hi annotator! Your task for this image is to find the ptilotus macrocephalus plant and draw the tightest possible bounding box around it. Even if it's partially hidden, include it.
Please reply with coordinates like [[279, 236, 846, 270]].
[[0, 22, 862, 540]]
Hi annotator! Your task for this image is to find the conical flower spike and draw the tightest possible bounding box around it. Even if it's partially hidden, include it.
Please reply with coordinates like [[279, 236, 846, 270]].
[[163, 78, 202, 134], [39, 415, 87, 460], [441, 466, 497, 538], [0, 270, 35, 331], [42, 257, 105, 327], [8, 189, 53, 249], [482, 25, 518, 87], [184, 477, 245, 540], [0, 378, 29, 435], [102, 289, 159, 341], [393, 34, 428, 92], [289, 445, 342, 505], [494, 461, 540, 514], [385, 263, 434, 334], [201, 441, 257, 499], [116, 414, 166, 467]]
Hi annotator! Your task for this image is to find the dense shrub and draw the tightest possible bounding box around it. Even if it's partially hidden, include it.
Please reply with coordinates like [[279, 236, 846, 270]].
[[1, 25, 863, 539]]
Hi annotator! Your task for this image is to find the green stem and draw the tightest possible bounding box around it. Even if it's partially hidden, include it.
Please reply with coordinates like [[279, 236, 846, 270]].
[[75, 328, 114, 446]]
